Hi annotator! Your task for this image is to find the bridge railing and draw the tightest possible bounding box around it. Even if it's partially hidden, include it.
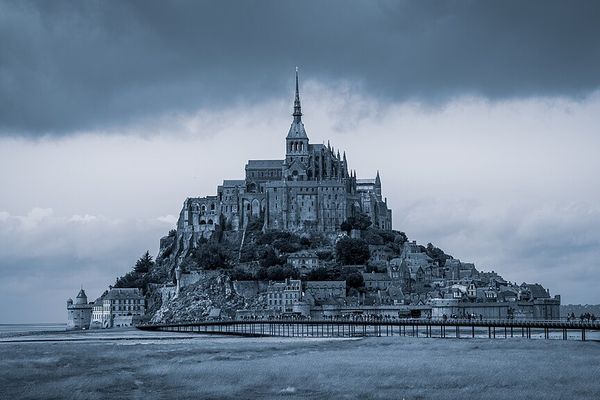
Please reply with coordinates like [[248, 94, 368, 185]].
[[137, 318, 600, 330]]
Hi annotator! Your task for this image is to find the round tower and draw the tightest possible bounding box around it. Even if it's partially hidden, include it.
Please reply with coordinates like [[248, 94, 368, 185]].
[[75, 289, 88, 305]]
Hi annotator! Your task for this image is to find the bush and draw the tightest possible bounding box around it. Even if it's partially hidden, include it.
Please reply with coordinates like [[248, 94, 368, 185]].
[[306, 267, 330, 281], [257, 246, 286, 268], [246, 217, 264, 231], [306, 267, 345, 281], [192, 243, 230, 270], [228, 268, 255, 281], [340, 212, 372, 233], [345, 272, 364, 289], [335, 237, 370, 265], [256, 265, 298, 281], [317, 250, 334, 261], [273, 239, 303, 253], [363, 231, 384, 245], [425, 242, 452, 267]]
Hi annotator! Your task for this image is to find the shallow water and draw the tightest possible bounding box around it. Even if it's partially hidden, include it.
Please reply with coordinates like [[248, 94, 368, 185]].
[[1, 329, 599, 399]]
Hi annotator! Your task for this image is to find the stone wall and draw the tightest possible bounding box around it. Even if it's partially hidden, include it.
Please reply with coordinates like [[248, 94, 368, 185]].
[[233, 280, 259, 299]]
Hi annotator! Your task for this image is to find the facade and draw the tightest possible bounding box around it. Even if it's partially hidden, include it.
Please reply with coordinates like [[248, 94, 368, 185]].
[[305, 281, 346, 301], [66, 289, 93, 330], [175, 70, 392, 257], [288, 251, 319, 270], [362, 272, 393, 291], [266, 278, 302, 313], [91, 288, 146, 328]]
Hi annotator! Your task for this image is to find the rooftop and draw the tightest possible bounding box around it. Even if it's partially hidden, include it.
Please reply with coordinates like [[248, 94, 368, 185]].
[[245, 160, 284, 169], [104, 288, 144, 301]]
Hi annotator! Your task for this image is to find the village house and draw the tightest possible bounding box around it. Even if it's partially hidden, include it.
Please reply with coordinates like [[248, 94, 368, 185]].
[[91, 287, 145, 328], [305, 281, 346, 301], [266, 278, 301, 313], [287, 251, 319, 271]]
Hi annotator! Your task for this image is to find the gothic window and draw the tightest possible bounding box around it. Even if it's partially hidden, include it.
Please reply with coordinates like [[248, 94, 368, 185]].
[[210, 203, 215, 210]]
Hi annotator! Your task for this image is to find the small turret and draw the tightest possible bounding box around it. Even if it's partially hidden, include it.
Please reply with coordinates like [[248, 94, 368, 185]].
[[75, 288, 88, 305]]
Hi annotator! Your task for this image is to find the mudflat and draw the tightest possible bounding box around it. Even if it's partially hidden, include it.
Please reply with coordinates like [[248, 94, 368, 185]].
[[1, 329, 599, 399]]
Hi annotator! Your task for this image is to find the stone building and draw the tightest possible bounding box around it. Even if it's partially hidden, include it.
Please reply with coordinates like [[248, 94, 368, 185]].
[[287, 250, 319, 270], [175, 69, 393, 257], [67, 289, 93, 330], [362, 272, 393, 291], [305, 281, 346, 301], [266, 278, 302, 313], [91, 287, 146, 328]]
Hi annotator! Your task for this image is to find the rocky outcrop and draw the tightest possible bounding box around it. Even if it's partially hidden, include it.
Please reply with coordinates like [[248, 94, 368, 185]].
[[150, 273, 264, 323]]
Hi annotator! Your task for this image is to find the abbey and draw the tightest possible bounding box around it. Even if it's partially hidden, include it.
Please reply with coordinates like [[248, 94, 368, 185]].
[[176, 70, 392, 247]]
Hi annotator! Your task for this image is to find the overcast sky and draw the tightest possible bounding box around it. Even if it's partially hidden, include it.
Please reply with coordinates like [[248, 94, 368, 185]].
[[1, 0, 600, 323]]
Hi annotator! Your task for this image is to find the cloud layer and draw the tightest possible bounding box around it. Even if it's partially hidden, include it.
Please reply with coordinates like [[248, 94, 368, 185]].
[[1, 83, 599, 322], [2, 0, 600, 136]]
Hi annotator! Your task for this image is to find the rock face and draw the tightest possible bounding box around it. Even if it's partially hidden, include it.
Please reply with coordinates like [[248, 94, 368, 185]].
[[150, 273, 264, 323]]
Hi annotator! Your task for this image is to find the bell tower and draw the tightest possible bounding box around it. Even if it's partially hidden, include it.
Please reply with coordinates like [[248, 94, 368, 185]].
[[284, 68, 309, 180]]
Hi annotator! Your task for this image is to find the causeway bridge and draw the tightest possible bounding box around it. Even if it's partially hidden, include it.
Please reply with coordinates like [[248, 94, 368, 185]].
[[137, 318, 600, 341]]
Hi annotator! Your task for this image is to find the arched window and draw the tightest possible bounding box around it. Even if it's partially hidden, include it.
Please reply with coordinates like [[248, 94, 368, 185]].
[[199, 220, 206, 225], [201, 204, 206, 212], [210, 203, 215, 210], [208, 219, 213, 225]]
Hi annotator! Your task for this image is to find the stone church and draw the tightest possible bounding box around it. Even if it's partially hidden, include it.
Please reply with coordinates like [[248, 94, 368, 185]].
[[176, 70, 392, 250]]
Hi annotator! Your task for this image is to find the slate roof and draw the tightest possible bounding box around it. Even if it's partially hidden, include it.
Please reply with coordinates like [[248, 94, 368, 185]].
[[306, 281, 346, 288], [245, 160, 284, 169], [362, 272, 391, 281], [286, 121, 308, 139], [104, 288, 144, 301], [222, 179, 245, 187], [526, 283, 550, 299], [356, 179, 375, 185]]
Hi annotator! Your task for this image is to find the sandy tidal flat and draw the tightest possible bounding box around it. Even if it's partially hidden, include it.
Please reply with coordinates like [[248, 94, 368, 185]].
[[1, 329, 599, 399]]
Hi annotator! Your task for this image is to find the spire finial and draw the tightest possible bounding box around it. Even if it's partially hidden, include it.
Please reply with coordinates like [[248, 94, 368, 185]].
[[293, 67, 302, 122]]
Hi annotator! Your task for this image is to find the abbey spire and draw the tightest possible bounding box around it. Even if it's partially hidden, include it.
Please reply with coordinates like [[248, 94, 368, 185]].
[[286, 67, 308, 141], [293, 66, 302, 123]]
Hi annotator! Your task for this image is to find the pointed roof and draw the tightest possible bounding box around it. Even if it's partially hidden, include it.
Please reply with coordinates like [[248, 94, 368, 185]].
[[293, 66, 302, 122], [287, 67, 308, 140]]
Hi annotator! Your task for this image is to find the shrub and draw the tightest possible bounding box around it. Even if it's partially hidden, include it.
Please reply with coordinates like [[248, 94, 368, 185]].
[[229, 268, 255, 281], [256, 265, 298, 281], [363, 231, 384, 245], [335, 237, 370, 265], [193, 243, 229, 270], [345, 272, 364, 289]]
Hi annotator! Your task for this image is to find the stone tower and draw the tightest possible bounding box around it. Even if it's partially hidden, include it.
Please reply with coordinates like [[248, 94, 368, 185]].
[[284, 67, 309, 181], [66, 288, 93, 330]]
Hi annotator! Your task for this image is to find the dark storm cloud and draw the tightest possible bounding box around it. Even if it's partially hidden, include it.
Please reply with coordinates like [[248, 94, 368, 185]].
[[1, 0, 599, 136]]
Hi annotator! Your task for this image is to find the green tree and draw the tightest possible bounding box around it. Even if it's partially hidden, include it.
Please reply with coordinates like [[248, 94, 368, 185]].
[[346, 272, 364, 289], [340, 212, 372, 233], [193, 243, 229, 270], [425, 242, 452, 267], [134, 250, 154, 273], [335, 237, 370, 265]]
